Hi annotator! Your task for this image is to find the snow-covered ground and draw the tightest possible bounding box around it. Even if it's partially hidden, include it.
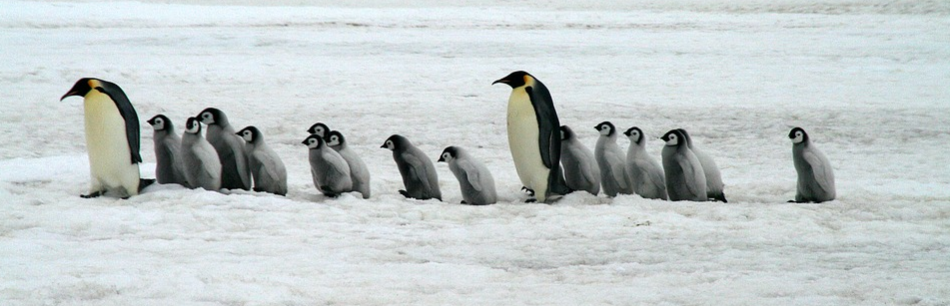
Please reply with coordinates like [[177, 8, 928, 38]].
[[2, 0, 949, 304]]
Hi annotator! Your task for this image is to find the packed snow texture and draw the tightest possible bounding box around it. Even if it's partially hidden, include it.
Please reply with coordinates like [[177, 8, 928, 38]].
[[1, 0, 949, 305]]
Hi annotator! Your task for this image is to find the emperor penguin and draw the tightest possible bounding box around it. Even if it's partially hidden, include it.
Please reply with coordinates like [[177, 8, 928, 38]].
[[623, 127, 667, 200], [197, 108, 251, 191], [558, 125, 600, 195], [180, 117, 222, 191], [307, 122, 331, 139], [594, 121, 632, 197], [381, 135, 441, 201], [147, 114, 189, 187], [660, 129, 707, 202], [678, 129, 727, 202], [237, 126, 288, 196], [303, 134, 352, 197], [438, 146, 498, 205], [326, 130, 371, 199], [61, 78, 153, 198], [492, 71, 571, 203], [789, 127, 836, 203]]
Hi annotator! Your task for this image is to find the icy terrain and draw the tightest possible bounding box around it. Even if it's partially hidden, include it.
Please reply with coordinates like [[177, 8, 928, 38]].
[[1, 0, 949, 304]]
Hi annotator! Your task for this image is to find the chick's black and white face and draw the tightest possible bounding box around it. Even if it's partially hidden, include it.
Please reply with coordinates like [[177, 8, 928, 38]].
[[327, 134, 341, 147], [240, 130, 254, 143], [441, 152, 454, 162], [627, 129, 641, 143], [185, 119, 201, 134], [305, 137, 322, 149], [664, 133, 679, 146], [791, 130, 805, 144], [199, 111, 215, 125], [383, 140, 395, 151], [597, 123, 613, 136], [150, 117, 165, 130]]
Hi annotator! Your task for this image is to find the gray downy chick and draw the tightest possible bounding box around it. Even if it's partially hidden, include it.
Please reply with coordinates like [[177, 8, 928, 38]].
[[438, 146, 497, 205]]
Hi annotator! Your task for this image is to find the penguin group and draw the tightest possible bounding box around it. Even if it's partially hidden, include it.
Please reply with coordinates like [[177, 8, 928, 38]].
[[60, 74, 836, 204]]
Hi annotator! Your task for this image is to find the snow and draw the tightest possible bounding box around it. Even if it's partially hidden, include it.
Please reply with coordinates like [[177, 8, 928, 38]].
[[2, 0, 949, 304]]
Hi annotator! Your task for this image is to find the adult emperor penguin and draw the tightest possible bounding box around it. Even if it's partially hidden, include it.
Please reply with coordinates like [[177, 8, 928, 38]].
[[326, 130, 371, 199], [789, 127, 836, 203], [623, 127, 667, 200], [197, 108, 251, 191], [678, 129, 727, 202], [382, 134, 441, 201], [660, 129, 707, 202], [558, 125, 600, 195], [237, 126, 288, 196], [595, 121, 632, 197], [304, 134, 352, 197], [180, 117, 222, 191], [61, 78, 153, 198], [307, 122, 331, 139], [438, 146, 498, 205], [147, 114, 189, 187], [493, 71, 571, 203]]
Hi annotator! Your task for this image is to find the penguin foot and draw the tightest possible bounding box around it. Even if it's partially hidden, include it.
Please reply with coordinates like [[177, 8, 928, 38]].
[[398, 190, 411, 198], [521, 186, 535, 196], [461, 200, 468, 205], [525, 198, 538, 203], [80, 191, 103, 199], [711, 194, 728, 203]]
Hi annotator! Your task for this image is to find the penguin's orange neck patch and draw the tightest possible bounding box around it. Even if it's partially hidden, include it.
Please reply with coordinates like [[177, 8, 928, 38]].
[[523, 75, 533, 86], [87, 79, 102, 90]]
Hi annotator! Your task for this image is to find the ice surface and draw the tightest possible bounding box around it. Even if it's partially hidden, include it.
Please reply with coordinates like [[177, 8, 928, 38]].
[[1, 0, 949, 305]]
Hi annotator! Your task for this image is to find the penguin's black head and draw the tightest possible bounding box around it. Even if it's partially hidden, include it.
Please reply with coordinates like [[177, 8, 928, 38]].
[[381, 134, 409, 151], [438, 146, 459, 163], [307, 122, 330, 138], [237, 126, 261, 144], [492, 70, 532, 88], [789, 127, 808, 144], [197, 108, 228, 126], [595, 121, 616, 137], [624, 126, 643, 144], [148, 114, 173, 132], [303, 134, 324, 149], [559, 125, 575, 141], [326, 130, 346, 147], [184, 117, 202, 134], [661, 129, 686, 147], [61, 78, 94, 100]]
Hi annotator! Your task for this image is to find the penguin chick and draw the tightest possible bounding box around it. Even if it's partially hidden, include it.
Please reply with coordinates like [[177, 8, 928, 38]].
[[237, 126, 288, 196], [789, 127, 835, 203], [197, 107, 251, 190], [558, 125, 601, 195], [594, 121, 632, 197], [303, 135, 352, 197], [307, 122, 331, 139], [148, 114, 190, 188], [180, 117, 222, 191], [381, 135, 441, 201], [438, 146, 497, 205], [623, 127, 667, 200], [326, 130, 371, 199], [678, 129, 727, 202], [660, 129, 707, 201]]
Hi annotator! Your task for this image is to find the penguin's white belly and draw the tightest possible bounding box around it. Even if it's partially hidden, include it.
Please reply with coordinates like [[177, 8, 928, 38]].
[[507, 90, 549, 191], [84, 91, 139, 194]]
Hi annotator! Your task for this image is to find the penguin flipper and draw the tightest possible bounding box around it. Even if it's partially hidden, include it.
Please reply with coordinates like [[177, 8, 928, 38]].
[[456, 159, 483, 192], [401, 151, 433, 194], [95, 82, 142, 164], [676, 155, 704, 198], [80, 190, 104, 198], [525, 85, 559, 170], [803, 150, 834, 196]]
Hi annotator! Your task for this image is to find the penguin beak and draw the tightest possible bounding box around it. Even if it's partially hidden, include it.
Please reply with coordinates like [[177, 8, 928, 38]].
[[301, 139, 308, 145], [437, 156, 445, 162], [60, 87, 86, 101], [491, 77, 508, 86], [380, 144, 387, 149]]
